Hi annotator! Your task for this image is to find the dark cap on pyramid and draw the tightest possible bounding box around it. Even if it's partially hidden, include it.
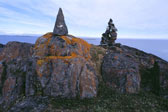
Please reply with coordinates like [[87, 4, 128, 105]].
[[53, 8, 68, 35]]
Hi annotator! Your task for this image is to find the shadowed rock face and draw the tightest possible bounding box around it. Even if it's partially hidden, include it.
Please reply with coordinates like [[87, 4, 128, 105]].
[[0, 44, 4, 53], [53, 8, 68, 36]]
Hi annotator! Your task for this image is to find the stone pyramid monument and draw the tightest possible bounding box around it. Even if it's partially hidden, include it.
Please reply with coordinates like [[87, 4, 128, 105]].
[[53, 8, 68, 35]]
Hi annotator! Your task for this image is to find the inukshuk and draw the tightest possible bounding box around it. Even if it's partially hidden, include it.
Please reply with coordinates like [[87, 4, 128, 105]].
[[100, 19, 118, 46]]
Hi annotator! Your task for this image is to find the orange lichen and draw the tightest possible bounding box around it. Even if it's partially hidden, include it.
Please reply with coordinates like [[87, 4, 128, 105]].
[[60, 35, 91, 60], [37, 52, 78, 67], [114, 56, 118, 60], [34, 33, 52, 57], [46, 53, 77, 60], [61, 36, 72, 44], [36, 69, 43, 78], [43, 32, 53, 39], [35, 33, 93, 78], [37, 59, 45, 66]]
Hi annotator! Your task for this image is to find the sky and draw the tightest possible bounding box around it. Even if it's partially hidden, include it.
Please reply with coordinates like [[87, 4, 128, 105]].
[[0, 0, 168, 39]]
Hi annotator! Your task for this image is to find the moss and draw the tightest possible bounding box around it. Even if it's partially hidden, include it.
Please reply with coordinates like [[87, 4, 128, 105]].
[[140, 61, 160, 96], [48, 83, 168, 111], [90, 45, 106, 82]]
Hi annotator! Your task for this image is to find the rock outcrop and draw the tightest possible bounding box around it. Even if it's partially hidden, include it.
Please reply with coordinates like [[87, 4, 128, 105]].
[[101, 44, 168, 98], [0, 34, 98, 111], [33, 33, 98, 98], [53, 8, 68, 36]]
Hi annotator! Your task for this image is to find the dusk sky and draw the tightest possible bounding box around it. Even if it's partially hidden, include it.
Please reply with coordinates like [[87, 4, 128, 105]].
[[0, 0, 168, 39]]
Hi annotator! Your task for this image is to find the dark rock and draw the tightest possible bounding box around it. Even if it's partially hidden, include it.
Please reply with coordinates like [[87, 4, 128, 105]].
[[0, 43, 4, 53], [141, 61, 160, 95], [53, 8, 68, 36], [0, 43, 4, 48]]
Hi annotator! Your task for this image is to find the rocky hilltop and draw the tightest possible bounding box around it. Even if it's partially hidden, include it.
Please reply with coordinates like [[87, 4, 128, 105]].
[[0, 8, 168, 111]]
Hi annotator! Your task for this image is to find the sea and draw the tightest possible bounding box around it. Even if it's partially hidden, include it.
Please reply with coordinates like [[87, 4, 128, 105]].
[[0, 35, 168, 62]]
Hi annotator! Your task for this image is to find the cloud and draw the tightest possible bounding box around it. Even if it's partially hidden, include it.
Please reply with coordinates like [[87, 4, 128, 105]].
[[0, 0, 168, 38]]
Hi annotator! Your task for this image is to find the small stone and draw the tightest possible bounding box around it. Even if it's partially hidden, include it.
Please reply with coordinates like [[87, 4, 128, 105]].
[[53, 8, 68, 36]]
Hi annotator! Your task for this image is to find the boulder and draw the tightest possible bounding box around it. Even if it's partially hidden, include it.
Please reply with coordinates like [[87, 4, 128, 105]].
[[102, 49, 140, 93], [101, 44, 168, 98], [33, 33, 98, 98], [53, 8, 68, 36]]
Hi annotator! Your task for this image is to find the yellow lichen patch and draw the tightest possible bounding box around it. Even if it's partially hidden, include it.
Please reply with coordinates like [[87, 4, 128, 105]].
[[60, 35, 91, 60], [36, 69, 43, 78], [37, 59, 45, 66], [114, 56, 118, 60], [43, 32, 53, 39], [61, 36, 72, 44], [72, 37, 91, 53], [46, 53, 78, 60], [34, 33, 53, 57]]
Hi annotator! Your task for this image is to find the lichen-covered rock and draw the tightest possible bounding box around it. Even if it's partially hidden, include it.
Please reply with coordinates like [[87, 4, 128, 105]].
[[33, 33, 98, 98], [0, 59, 39, 111], [0, 42, 33, 62], [102, 44, 168, 98], [102, 48, 140, 93], [0, 42, 39, 111]]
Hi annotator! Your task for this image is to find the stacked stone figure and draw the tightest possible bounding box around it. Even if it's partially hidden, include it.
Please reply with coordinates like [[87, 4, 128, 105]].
[[100, 19, 118, 46]]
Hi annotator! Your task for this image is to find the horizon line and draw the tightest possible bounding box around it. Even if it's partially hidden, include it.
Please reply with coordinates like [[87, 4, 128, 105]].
[[0, 34, 168, 40]]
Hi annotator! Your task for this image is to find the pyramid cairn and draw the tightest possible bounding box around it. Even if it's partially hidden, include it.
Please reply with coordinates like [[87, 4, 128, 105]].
[[53, 8, 68, 36], [100, 19, 118, 46]]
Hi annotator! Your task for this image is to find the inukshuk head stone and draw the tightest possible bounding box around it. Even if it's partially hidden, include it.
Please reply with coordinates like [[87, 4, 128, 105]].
[[53, 8, 68, 36], [100, 18, 118, 46]]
